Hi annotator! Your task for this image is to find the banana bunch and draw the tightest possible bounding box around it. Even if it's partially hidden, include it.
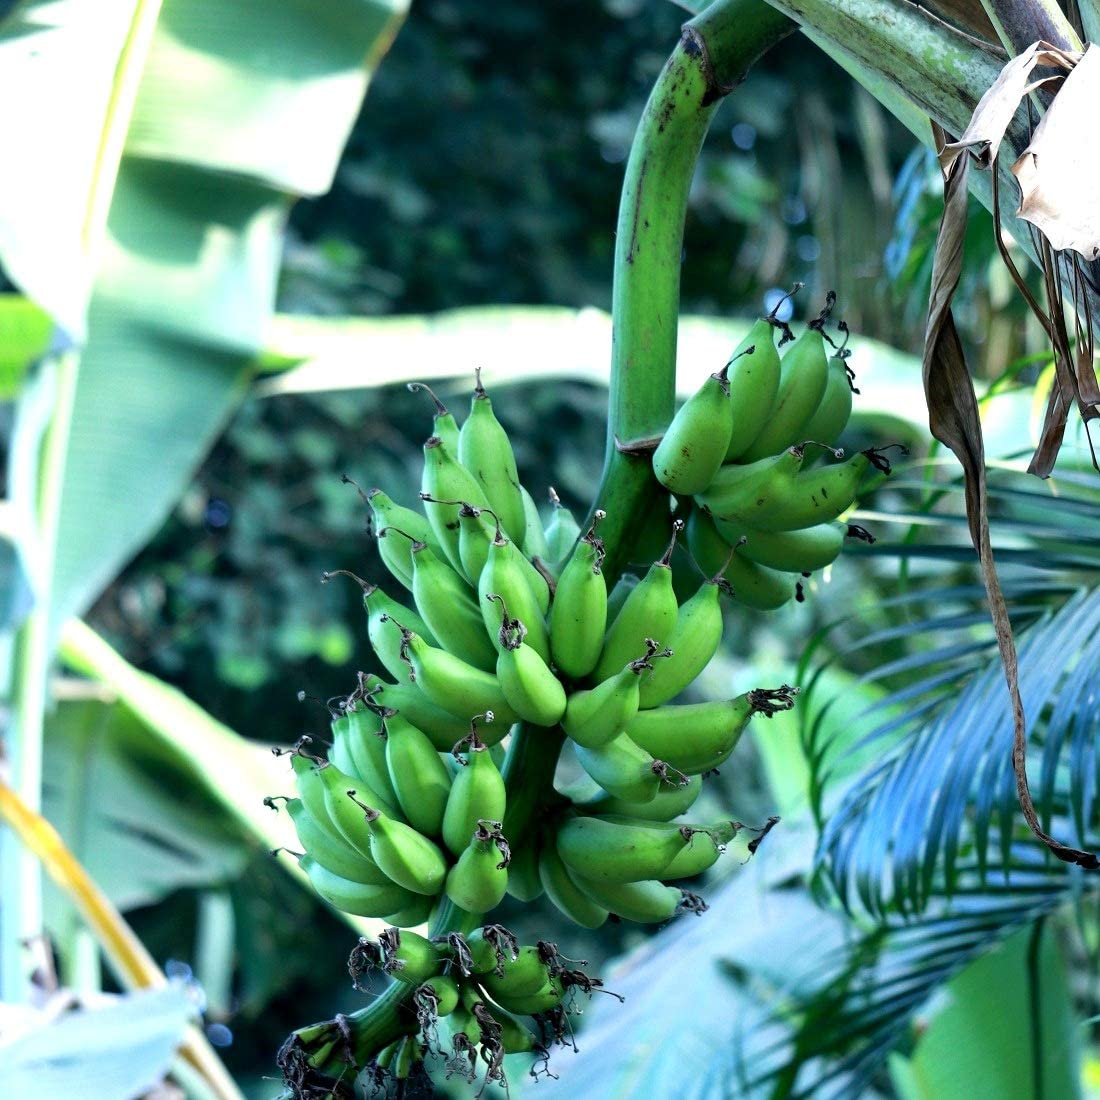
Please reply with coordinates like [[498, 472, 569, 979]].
[[653, 292, 897, 611], [350, 924, 608, 1093], [270, 372, 810, 932]]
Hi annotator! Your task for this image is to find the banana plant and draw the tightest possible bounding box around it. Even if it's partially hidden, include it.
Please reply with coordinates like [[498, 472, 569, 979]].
[[0, 0, 408, 1010]]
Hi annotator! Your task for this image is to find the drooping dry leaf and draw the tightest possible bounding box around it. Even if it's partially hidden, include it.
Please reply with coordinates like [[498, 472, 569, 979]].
[[940, 41, 1075, 173], [1012, 44, 1100, 259], [923, 123, 1099, 870]]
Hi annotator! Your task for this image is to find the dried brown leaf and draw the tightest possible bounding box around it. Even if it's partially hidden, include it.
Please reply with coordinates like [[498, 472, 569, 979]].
[[1012, 44, 1100, 259]]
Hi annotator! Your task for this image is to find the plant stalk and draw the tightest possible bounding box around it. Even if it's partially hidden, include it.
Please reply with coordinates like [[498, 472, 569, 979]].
[[591, 0, 794, 581]]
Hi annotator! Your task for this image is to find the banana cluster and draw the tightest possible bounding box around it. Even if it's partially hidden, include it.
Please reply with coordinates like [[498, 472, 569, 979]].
[[273, 356, 884, 932], [653, 293, 895, 610], [352, 925, 606, 1091]]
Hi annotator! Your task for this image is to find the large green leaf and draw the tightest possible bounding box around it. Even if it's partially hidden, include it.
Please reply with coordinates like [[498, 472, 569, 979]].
[[0, 0, 408, 635], [0, 985, 195, 1100]]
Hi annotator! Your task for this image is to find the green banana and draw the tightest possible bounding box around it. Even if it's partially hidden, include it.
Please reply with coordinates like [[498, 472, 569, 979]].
[[504, 836, 544, 902], [725, 317, 784, 461], [800, 331, 856, 446], [556, 814, 702, 882], [562, 639, 670, 749], [490, 975, 565, 1016], [284, 798, 389, 885], [480, 944, 554, 1000], [478, 517, 552, 651], [462, 925, 520, 976], [361, 674, 474, 751], [377, 927, 444, 985], [685, 508, 795, 610], [484, 1005, 538, 1053], [442, 724, 507, 856], [407, 381, 460, 452], [336, 704, 402, 807], [738, 301, 832, 462], [592, 521, 682, 683], [520, 486, 552, 563], [582, 773, 704, 821], [538, 844, 609, 929], [545, 487, 580, 565], [364, 487, 438, 591], [391, 621, 518, 725], [457, 371, 526, 545], [660, 822, 738, 879], [419, 495, 496, 586], [569, 874, 686, 924], [714, 519, 846, 573], [573, 730, 683, 803], [383, 894, 435, 927], [299, 854, 418, 918], [489, 596, 567, 726], [720, 447, 881, 533], [653, 355, 739, 495], [417, 973, 460, 1017], [383, 711, 452, 837], [379, 531, 498, 673], [625, 686, 795, 774], [316, 758, 405, 852], [420, 435, 490, 573], [392, 1035, 422, 1081], [637, 564, 730, 708], [605, 571, 640, 622], [444, 819, 510, 912], [354, 799, 449, 896], [548, 510, 607, 680], [693, 446, 805, 521]]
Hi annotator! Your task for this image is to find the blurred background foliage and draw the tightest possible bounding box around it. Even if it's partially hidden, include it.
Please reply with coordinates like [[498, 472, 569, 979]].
[[1, 0, 1089, 1097]]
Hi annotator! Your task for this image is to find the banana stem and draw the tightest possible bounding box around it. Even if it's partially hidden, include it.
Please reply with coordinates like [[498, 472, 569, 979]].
[[591, 0, 794, 582]]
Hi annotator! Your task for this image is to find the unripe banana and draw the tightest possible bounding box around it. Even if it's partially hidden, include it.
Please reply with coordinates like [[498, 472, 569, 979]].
[[392, 622, 518, 725], [605, 571, 640, 622], [685, 508, 796, 610], [356, 800, 449, 896], [545, 488, 581, 566], [285, 798, 390, 886], [391, 1035, 422, 1081], [334, 702, 401, 808], [573, 730, 683, 803], [383, 712, 452, 838], [480, 944, 554, 1000], [420, 436, 490, 573], [520, 486, 552, 563], [738, 302, 833, 462], [377, 926, 444, 986], [462, 925, 520, 975], [556, 814, 701, 883], [504, 836, 544, 902], [725, 317, 784, 461], [490, 975, 566, 1017], [458, 371, 527, 545], [723, 447, 885, 533], [693, 446, 804, 521], [714, 519, 845, 573], [299, 854, 419, 918], [660, 821, 738, 879], [637, 564, 730, 708], [364, 488, 438, 591], [436, 497, 497, 586], [444, 820, 510, 913], [625, 686, 795, 774], [317, 755, 406, 848], [653, 354, 741, 495], [321, 572, 435, 682], [485, 1004, 538, 1053], [549, 511, 607, 680], [361, 674, 474, 751], [380, 532, 499, 673], [592, 521, 682, 683], [562, 640, 670, 748], [479, 520, 552, 653], [382, 893, 435, 927], [442, 725, 507, 856], [538, 844, 609, 929], [407, 381, 460, 452], [582, 773, 704, 821], [489, 596, 567, 726], [799, 332, 856, 446], [417, 974, 460, 1017], [569, 874, 686, 924]]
